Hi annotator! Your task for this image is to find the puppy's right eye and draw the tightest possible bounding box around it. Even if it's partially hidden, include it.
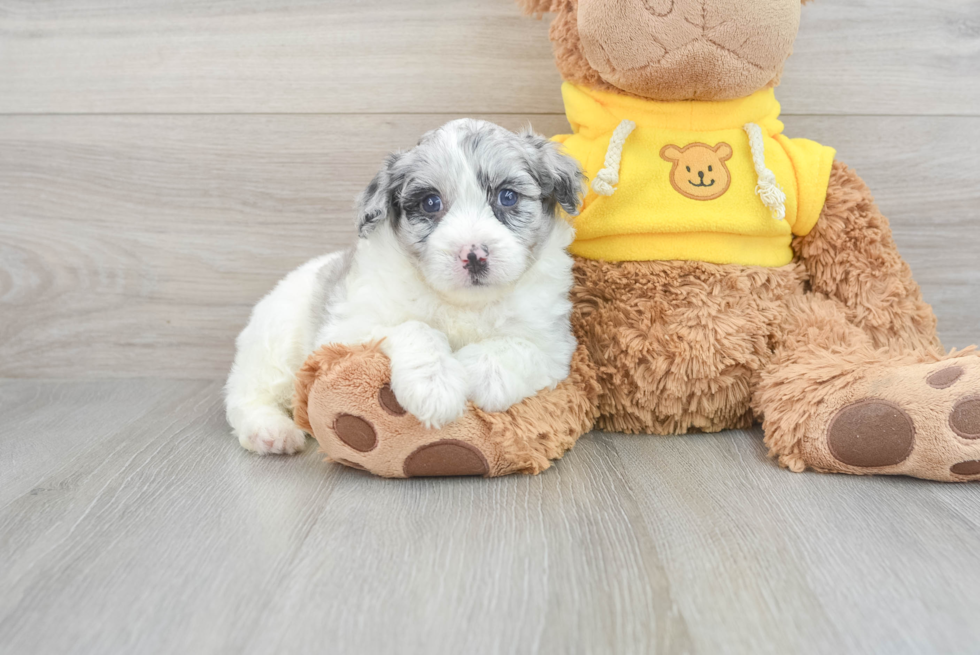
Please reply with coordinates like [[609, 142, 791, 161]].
[[421, 194, 443, 214]]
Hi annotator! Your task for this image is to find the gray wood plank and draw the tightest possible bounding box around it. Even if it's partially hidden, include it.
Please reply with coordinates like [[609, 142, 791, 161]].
[[2, 114, 978, 379], [0, 0, 976, 116], [1, 378, 979, 654], [780, 0, 980, 117], [0, 0, 561, 115], [611, 429, 980, 654], [0, 378, 211, 506]]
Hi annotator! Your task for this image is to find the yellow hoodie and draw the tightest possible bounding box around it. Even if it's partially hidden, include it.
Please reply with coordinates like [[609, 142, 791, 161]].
[[554, 83, 837, 267]]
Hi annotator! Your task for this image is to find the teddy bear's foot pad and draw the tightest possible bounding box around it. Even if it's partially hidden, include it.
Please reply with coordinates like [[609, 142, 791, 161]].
[[826, 400, 915, 468], [403, 440, 490, 477], [950, 395, 980, 439], [378, 384, 407, 416], [951, 460, 980, 476], [333, 414, 378, 452], [805, 355, 980, 481]]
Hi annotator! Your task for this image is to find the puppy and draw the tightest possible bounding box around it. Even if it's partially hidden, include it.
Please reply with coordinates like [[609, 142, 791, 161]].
[[225, 119, 584, 455]]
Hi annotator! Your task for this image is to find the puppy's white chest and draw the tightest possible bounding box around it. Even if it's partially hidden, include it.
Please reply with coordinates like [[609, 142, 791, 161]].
[[436, 309, 503, 350]]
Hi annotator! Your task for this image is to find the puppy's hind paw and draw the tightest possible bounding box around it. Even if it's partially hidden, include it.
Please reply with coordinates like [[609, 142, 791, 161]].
[[239, 414, 308, 455]]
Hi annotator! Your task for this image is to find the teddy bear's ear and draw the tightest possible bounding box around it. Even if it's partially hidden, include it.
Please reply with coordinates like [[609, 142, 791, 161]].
[[660, 145, 683, 163], [517, 0, 560, 17], [714, 143, 733, 161]]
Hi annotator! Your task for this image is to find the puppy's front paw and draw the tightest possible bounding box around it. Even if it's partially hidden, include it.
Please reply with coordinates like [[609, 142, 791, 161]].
[[389, 356, 468, 429], [238, 412, 308, 455], [457, 353, 529, 413]]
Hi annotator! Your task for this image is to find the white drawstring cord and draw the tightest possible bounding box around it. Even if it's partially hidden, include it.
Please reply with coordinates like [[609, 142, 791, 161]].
[[743, 122, 786, 221], [591, 119, 636, 196]]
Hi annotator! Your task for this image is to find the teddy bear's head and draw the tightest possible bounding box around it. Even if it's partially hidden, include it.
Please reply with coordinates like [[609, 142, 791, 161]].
[[521, 0, 810, 101]]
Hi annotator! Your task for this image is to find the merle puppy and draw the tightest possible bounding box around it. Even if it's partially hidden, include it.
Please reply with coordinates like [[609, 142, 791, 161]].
[[225, 119, 584, 454]]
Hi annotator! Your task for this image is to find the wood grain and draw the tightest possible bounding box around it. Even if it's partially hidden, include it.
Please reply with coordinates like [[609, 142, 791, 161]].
[[0, 0, 977, 116], [0, 0, 561, 115], [2, 113, 978, 379], [780, 0, 980, 117], [1, 379, 979, 654]]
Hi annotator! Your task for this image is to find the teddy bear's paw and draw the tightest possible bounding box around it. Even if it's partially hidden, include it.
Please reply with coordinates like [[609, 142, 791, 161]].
[[320, 383, 494, 478], [803, 353, 980, 482], [300, 347, 501, 478], [296, 343, 598, 478]]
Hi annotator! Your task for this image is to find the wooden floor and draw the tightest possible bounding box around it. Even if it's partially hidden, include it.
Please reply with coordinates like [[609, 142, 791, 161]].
[[2, 1, 980, 653], [2, 379, 980, 654]]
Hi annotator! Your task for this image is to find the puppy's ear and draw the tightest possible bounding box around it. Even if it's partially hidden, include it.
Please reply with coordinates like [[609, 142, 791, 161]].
[[356, 153, 403, 237], [522, 130, 585, 217]]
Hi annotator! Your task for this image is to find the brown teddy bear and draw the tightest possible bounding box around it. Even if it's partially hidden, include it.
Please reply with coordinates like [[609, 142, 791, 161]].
[[294, 0, 980, 481]]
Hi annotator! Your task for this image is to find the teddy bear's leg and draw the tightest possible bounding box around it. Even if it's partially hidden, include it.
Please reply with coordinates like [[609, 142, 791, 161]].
[[793, 160, 943, 355], [292, 343, 599, 478], [757, 161, 979, 481], [755, 293, 980, 481]]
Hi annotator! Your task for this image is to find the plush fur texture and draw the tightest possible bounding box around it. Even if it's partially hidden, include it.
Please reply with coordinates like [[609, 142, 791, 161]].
[[227, 119, 583, 454], [793, 162, 942, 355], [569, 257, 807, 434]]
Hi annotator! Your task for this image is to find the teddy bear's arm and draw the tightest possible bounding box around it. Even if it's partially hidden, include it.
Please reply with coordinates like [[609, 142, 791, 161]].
[[792, 160, 942, 355]]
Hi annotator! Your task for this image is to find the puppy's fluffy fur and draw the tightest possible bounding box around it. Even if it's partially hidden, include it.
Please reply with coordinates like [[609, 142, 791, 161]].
[[225, 119, 584, 454]]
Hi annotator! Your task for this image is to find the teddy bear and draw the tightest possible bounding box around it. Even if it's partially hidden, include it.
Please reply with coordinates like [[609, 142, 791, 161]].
[[293, 0, 980, 482]]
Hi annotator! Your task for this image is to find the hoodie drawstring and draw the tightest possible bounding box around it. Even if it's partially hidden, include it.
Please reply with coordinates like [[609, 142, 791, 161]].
[[743, 122, 786, 221], [591, 119, 636, 196]]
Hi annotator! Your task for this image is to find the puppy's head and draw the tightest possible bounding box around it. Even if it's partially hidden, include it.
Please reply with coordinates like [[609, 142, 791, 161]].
[[356, 119, 583, 297]]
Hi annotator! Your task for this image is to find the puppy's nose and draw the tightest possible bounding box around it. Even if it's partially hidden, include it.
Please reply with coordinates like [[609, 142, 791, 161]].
[[460, 244, 489, 275], [698, 170, 705, 179], [459, 244, 488, 263]]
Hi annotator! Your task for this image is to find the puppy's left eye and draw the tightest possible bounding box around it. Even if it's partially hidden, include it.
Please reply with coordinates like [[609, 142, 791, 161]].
[[498, 189, 519, 207]]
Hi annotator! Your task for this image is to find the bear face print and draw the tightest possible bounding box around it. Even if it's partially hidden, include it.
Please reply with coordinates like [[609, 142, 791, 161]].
[[660, 142, 733, 201]]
